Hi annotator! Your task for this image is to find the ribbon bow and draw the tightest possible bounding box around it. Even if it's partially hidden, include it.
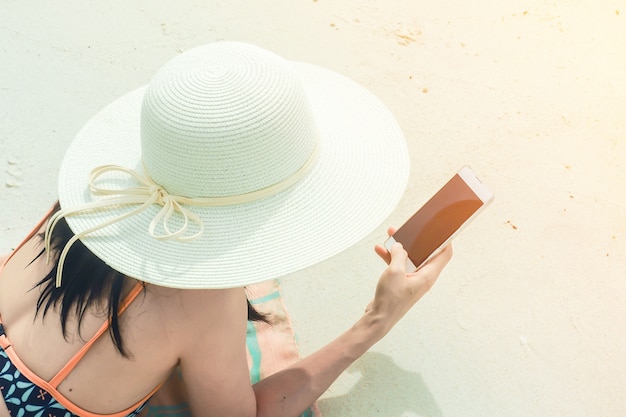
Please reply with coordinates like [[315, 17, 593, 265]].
[[45, 164, 205, 287], [45, 143, 319, 287]]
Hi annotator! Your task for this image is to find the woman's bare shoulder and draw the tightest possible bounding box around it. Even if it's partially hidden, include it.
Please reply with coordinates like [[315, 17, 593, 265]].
[[138, 283, 254, 414]]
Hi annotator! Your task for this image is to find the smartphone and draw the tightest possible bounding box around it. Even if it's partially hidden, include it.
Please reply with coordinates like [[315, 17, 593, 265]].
[[385, 166, 494, 272]]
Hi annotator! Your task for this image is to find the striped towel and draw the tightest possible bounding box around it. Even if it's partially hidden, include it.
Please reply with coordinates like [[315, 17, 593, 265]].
[[142, 279, 321, 417]]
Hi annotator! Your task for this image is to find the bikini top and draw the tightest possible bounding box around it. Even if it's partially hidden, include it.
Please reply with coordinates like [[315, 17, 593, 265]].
[[0, 209, 163, 417]]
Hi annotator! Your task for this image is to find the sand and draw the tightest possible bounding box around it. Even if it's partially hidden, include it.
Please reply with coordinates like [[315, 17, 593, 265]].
[[1, 1, 625, 416]]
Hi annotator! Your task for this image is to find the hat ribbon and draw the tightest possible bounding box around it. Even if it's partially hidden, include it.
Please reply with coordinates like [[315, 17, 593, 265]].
[[45, 143, 319, 287]]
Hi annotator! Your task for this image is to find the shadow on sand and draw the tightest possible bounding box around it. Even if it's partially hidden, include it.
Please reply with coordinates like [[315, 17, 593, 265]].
[[318, 351, 443, 417]]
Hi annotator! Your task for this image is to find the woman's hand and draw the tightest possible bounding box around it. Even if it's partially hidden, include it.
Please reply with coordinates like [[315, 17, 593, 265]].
[[367, 227, 453, 337]]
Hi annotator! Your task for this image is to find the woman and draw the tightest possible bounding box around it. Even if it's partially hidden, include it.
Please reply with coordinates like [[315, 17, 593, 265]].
[[0, 42, 452, 417]]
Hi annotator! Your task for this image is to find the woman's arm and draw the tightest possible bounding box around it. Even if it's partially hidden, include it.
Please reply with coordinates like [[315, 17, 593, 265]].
[[251, 242, 452, 417], [252, 306, 385, 416], [179, 241, 452, 417]]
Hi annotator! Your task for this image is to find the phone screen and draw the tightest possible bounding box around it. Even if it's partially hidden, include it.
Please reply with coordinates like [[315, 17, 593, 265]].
[[394, 173, 484, 267]]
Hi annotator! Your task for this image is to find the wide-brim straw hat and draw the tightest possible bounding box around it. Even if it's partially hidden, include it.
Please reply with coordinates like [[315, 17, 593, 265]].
[[55, 41, 409, 289]]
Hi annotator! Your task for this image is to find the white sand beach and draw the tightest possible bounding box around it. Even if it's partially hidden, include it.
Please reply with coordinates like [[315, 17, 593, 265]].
[[1, 1, 625, 416]]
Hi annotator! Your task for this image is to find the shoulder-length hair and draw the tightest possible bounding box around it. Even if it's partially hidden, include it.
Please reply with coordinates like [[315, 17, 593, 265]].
[[33, 202, 268, 357]]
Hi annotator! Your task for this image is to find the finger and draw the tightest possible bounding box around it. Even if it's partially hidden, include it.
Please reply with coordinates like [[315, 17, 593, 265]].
[[374, 244, 392, 264], [388, 242, 408, 271], [375, 226, 398, 264]]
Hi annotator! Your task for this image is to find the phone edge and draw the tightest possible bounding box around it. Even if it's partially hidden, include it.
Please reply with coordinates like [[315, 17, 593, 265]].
[[385, 166, 495, 273]]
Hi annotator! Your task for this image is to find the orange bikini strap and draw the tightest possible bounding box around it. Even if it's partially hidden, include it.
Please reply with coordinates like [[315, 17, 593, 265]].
[[49, 282, 145, 388]]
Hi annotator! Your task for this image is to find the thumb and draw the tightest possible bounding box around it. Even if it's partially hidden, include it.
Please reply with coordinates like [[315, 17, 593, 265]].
[[388, 242, 408, 271]]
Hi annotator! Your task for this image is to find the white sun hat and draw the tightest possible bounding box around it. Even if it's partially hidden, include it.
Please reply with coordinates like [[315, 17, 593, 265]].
[[51, 41, 409, 289]]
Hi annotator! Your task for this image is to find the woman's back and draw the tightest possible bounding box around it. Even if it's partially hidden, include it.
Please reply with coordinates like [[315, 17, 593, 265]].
[[0, 221, 243, 416]]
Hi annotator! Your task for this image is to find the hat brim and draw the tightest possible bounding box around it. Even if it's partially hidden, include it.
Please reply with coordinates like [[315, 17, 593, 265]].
[[58, 62, 409, 289]]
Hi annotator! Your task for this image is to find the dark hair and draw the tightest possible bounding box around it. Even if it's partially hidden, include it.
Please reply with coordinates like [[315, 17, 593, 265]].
[[33, 202, 268, 358]]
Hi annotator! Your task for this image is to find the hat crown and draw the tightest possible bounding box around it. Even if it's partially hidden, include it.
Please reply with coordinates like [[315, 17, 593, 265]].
[[141, 42, 318, 198]]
